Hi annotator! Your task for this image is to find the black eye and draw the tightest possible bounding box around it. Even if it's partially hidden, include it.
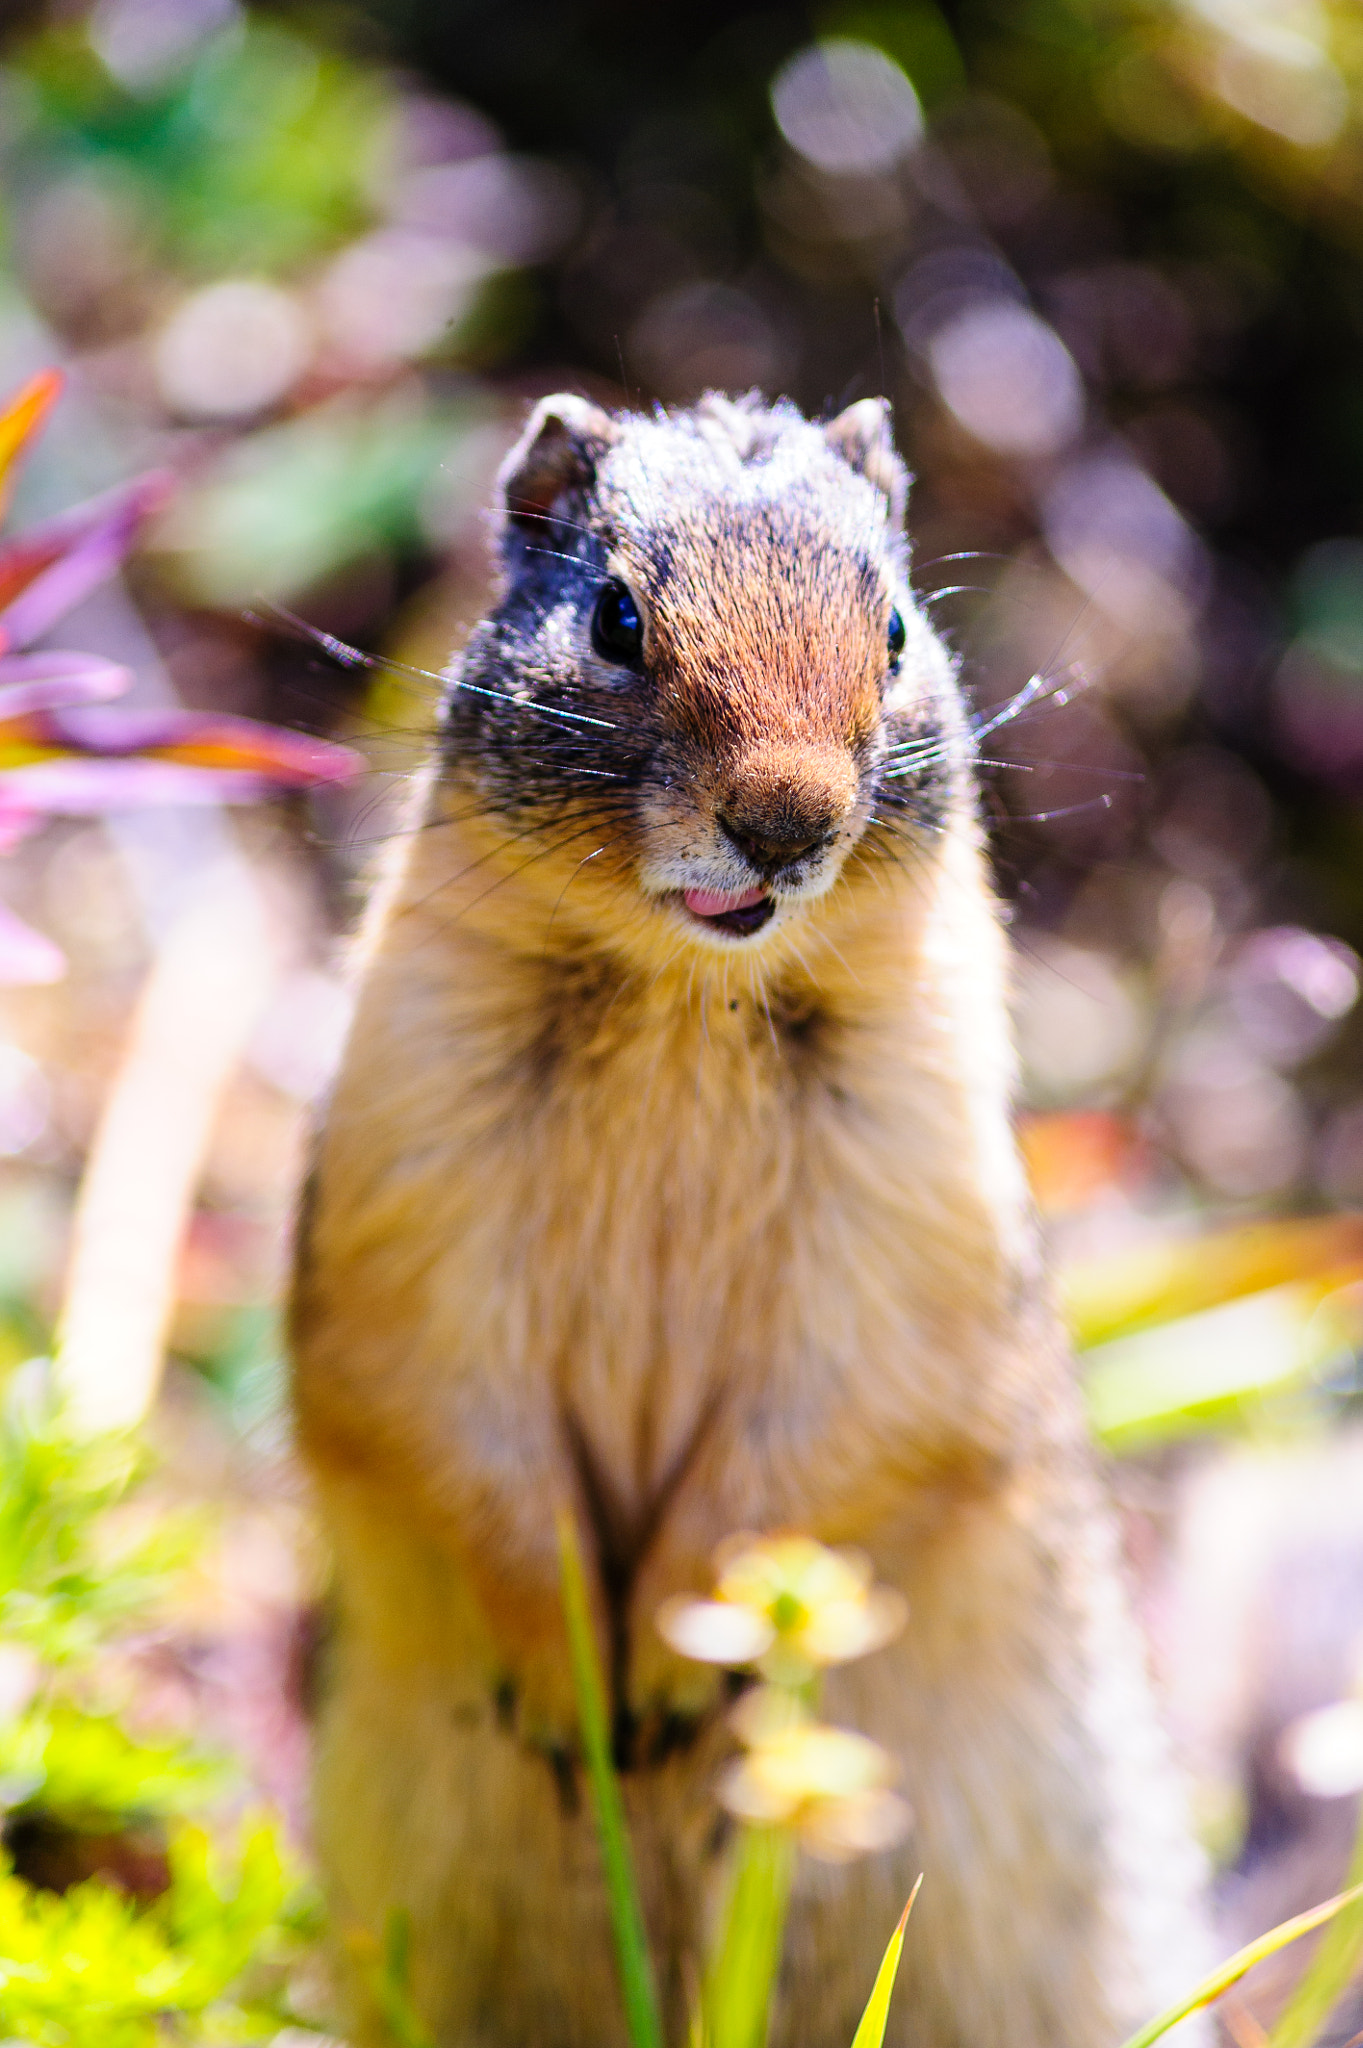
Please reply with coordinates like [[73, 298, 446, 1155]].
[[887, 607, 906, 666], [591, 578, 644, 664]]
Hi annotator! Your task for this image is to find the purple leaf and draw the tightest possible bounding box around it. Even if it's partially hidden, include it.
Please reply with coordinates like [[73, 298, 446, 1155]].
[[0, 651, 134, 714], [0, 700, 360, 789], [0, 378, 362, 978], [0, 472, 173, 652], [0, 758, 344, 812]]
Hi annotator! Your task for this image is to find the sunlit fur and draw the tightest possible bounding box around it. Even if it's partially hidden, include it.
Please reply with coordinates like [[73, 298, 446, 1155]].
[[290, 392, 1210, 2047]]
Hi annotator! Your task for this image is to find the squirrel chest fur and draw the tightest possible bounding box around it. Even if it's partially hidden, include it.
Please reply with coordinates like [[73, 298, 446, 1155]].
[[291, 392, 1209, 2048]]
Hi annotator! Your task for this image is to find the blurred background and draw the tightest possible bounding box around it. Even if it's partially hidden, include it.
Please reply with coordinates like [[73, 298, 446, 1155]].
[[5, 0, 1363, 2036]]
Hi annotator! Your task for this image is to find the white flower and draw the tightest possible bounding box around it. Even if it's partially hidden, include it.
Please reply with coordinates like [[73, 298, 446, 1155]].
[[656, 1534, 906, 1681]]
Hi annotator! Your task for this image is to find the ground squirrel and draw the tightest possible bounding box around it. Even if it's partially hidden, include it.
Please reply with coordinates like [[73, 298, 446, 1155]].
[[290, 391, 1210, 2047]]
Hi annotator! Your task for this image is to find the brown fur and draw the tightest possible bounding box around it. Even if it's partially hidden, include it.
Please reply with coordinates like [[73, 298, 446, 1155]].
[[291, 392, 1210, 2046]]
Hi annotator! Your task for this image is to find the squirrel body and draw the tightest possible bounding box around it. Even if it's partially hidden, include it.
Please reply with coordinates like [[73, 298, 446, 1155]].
[[291, 392, 1209, 2046]]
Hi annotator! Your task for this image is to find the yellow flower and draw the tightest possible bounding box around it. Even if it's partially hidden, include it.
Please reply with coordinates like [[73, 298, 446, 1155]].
[[719, 1706, 912, 1863], [668, 1532, 908, 1676]]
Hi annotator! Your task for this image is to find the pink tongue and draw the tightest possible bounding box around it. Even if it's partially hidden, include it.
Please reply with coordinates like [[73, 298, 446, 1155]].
[[684, 884, 768, 918]]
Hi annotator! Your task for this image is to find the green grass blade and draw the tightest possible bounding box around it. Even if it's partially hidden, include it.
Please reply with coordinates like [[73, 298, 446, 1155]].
[[1269, 1800, 1363, 2048], [849, 1876, 922, 2048], [1116, 1882, 1363, 2048], [354, 1907, 437, 2048], [555, 1507, 665, 2048], [704, 1822, 797, 2048]]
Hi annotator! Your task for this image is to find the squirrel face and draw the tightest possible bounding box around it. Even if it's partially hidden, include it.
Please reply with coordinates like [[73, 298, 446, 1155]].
[[440, 391, 967, 957]]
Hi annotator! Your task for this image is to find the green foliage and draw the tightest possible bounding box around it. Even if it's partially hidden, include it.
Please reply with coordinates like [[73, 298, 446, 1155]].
[[816, 0, 965, 106], [16, 16, 385, 278], [0, 1817, 308, 2047], [848, 1883, 919, 2048], [0, 1375, 327, 2044], [701, 1824, 795, 2048], [366, 1908, 439, 2048], [168, 388, 491, 608], [555, 1507, 665, 2048], [1115, 1882, 1363, 2048], [564, 1480, 1363, 2048], [0, 1703, 219, 1827], [0, 1370, 168, 1664], [159, 28, 385, 276], [1267, 1813, 1363, 2047], [188, 1304, 289, 1452], [560, 1515, 920, 2048]]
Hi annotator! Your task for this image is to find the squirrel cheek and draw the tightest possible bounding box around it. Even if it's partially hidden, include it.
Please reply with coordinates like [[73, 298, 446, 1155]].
[[882, 669, 920, 718], [635, 780, 710, 856]]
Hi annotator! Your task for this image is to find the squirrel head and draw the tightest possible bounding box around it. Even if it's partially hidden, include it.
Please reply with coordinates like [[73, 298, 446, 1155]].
[[439, 391, 967, 960]]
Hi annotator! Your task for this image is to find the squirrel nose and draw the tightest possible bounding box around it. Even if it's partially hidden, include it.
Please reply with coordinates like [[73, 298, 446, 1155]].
[[716, 808, 835, 875]]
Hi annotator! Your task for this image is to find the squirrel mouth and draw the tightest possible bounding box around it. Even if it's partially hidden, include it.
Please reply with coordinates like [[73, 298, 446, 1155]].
[[682, 885, 775, 937]]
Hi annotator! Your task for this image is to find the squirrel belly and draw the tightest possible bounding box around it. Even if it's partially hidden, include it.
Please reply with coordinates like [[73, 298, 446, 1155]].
[[289, 392, 1212, 2047]]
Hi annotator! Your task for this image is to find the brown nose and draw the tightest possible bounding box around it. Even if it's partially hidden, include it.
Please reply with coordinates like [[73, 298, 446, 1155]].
[[716, 806, 836, 875]]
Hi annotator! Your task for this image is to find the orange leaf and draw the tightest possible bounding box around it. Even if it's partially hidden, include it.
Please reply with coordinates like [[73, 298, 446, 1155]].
[[0, 370, 63, 519]]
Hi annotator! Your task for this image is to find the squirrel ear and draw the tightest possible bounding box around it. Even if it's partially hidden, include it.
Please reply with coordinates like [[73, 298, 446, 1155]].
[[499, 393, 620, 528], [823, 398, 908, 522]]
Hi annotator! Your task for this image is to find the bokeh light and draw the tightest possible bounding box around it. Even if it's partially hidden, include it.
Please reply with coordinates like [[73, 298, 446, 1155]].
[[770, 40, 922, 175], [928, 301, 1083, 456], [154, 279, 312, 419]]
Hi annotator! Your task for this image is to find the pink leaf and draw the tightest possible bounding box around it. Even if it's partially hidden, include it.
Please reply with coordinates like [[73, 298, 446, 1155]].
[[0, 652, 134, 714], [0, 472, 173, 652], [0, 700, 360, 800], [0, 760, 298, 808]]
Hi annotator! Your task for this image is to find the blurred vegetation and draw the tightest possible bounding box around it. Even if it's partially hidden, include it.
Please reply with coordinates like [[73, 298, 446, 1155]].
[[0, 1376, 322, 2043]]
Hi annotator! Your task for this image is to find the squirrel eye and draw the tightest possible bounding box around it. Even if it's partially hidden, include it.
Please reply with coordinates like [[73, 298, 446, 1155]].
[[591, 579, 644, 664], [887, 608, 906, 666]]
